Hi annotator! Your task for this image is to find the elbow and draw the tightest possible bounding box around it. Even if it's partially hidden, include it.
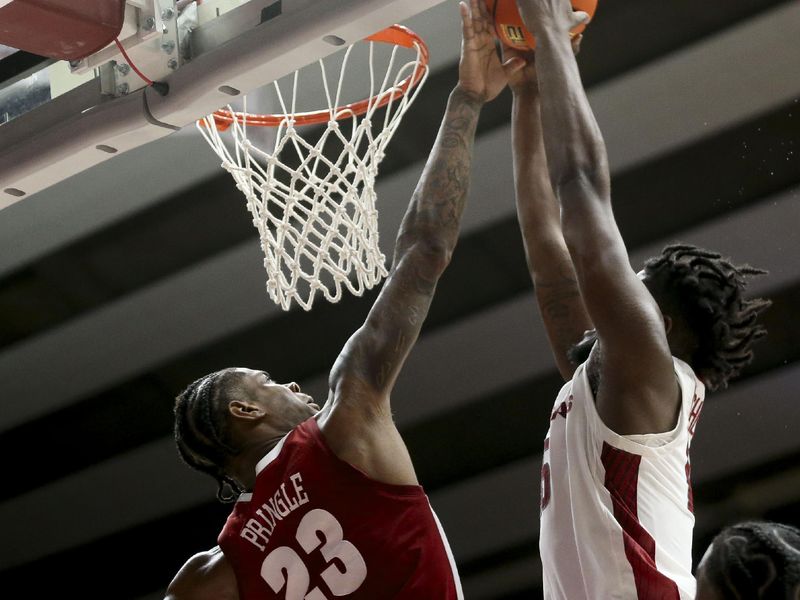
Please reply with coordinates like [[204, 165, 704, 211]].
[[558, 188, 617, 269], [393, 233, 453, 279], [562, 226, 620, 282], [410, 237, 453, 276], [548, 135, 610, 201], [550, 163, 610, 200]]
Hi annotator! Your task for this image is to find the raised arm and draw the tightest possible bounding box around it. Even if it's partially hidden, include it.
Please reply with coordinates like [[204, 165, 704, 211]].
[[508, 44, 592, 381], [329, 0, 521, 407], [516, 0, 679, 435]]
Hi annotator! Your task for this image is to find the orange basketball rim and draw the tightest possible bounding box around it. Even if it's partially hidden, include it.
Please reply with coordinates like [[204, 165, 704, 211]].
[[207, 25, 429, 131]]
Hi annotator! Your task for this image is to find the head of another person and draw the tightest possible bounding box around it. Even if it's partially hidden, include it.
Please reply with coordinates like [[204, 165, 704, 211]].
[[696, 521, 800, 600], [568, 244, 771, 391], [174, 368, 320, 502]]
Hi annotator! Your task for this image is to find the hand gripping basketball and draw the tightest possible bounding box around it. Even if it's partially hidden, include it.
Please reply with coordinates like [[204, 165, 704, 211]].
[[486, 0, 597, 50], [459, 0, 526, 103]]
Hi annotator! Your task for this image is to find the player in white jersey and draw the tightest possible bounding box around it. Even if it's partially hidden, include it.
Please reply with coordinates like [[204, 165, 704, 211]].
[[508, 1, 771, 598]]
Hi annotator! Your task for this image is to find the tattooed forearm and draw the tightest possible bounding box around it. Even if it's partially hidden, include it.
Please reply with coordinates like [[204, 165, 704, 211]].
[[441, 114, 476, 148], [408, 87, 482, 253], [331, 87, 483, 397]]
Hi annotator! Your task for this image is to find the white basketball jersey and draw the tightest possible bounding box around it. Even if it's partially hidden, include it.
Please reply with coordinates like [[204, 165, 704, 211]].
[[540, 357, 705, 600]]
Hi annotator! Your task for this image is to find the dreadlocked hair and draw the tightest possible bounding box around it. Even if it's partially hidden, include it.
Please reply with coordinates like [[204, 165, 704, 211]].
[[643, 244, 771, 391], [703, 521, 800, 599], [174, 368, 245, 503]]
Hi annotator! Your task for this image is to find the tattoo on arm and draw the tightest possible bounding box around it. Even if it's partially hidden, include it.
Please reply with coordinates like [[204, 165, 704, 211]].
[[405, 90, 481, 246], [534, 267, 592, 378], [511, 89, 593, 379], [537, 273, 584, 337], [333, 88, 482, 398]]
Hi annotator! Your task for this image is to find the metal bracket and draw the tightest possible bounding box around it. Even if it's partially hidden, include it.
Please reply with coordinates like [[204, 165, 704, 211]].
[[70, 0, 180, 98]]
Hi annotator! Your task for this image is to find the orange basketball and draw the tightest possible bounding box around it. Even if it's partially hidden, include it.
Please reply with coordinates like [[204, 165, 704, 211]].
[[485, 0, 598, 50]]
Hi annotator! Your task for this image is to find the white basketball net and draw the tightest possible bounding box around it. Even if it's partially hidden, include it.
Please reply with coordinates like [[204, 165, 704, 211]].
[[198, 34, 428, 311]]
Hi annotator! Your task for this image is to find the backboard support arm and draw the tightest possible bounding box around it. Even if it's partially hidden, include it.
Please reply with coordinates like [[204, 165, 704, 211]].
[[0, 0, 447, 208]]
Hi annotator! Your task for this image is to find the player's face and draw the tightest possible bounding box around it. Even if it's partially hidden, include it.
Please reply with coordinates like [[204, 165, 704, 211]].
[[233, 368, 320, 432]]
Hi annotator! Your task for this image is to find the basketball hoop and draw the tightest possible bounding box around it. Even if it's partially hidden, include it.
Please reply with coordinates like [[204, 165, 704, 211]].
[[198, 25, 429, 311]]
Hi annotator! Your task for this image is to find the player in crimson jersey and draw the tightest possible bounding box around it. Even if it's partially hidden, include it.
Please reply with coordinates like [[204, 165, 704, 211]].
[[164, 3, 525, 599], [509, 0, 770, 598]]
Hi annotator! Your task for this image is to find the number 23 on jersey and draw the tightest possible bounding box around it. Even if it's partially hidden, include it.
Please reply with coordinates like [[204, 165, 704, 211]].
[[261, 508, 367, 599]]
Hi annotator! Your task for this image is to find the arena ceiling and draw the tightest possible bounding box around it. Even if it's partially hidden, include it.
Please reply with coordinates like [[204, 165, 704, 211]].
[[0, 1, 799, 598]]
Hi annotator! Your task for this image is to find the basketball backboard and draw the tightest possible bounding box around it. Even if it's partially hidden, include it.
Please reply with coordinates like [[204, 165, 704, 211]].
[[0, 0, 448, 209]]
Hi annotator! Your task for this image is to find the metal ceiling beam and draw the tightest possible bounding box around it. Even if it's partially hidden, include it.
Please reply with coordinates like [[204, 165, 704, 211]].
[[0, 0, 449, 206], [0, 182, 795, 431]]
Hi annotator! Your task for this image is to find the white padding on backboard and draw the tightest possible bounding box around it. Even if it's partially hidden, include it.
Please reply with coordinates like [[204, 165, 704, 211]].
[[146, 0, 446, 127], [0, 0, 447, 208]]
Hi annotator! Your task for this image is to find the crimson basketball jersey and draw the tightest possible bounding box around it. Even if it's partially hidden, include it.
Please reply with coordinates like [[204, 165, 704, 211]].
[[540, 357, 705, 600], [218, 417, 463, 599]]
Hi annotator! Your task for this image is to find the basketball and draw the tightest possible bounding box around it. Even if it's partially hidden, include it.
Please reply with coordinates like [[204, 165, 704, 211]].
[[486, 0, 598, 50]]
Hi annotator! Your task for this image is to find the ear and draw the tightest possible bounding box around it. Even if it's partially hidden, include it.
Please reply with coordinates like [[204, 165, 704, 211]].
[[229, 399, 265, 421]]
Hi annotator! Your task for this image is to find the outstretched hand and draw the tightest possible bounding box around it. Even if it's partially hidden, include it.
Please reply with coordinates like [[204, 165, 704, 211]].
[[504, 34, 583, 94], [516, 0, 589, 36], [458, 0, 525, 103]]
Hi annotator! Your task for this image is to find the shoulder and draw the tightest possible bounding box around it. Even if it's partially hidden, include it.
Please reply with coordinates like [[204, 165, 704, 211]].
[[165, 546, 238, 600]]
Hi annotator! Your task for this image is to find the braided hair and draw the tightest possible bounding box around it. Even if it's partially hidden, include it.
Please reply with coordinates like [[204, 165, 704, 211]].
[[174, 368, 245, 502], [702, 521, 800, 599], [642, 244, 771, 391]]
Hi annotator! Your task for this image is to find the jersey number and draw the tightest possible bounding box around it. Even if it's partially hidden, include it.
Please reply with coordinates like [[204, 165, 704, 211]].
[[260, 508, 367, 599]]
